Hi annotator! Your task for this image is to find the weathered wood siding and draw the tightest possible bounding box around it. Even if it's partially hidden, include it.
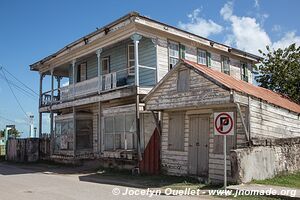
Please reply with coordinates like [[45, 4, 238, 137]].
[[156, 38, 169, 81], [160, 107, 247, 182], [146, 65, 231, 110], [185, 45, 197, 62], [69, 37, 157, 86], [92, 103, 99, 153], [154, 38, 253, 84], [161, 112, 189, 175], [249, 97, 300, 138], [139, 38, 157, 86]]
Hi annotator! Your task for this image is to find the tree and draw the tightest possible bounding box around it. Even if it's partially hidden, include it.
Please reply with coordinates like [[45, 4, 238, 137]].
[[0, 129, 4, 138], [256, 43, 300, 104], [8, 127, 20, 138], [0, 127, 20, 139]]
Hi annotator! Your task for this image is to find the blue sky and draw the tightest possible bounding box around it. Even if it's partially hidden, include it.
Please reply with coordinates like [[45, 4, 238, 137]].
[[0, 0, 299, 137]]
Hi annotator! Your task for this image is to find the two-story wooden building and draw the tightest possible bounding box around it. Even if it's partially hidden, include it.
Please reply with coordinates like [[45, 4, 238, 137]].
[[30, 12, 261, 167]]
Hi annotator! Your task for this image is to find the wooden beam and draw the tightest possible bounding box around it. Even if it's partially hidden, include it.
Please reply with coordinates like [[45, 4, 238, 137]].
[[236, 103, 250, 143]]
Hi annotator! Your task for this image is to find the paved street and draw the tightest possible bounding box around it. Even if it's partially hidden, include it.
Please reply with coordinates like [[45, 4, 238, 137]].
[[0, 162, 216, 200]]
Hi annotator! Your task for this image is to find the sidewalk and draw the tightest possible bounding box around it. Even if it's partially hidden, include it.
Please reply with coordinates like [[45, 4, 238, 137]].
[[227, 183, 300, 198]]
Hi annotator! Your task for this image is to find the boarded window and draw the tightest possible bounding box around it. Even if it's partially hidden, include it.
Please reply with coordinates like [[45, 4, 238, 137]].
[[177, 69, 189, 92], [76, 119, 93, 150], [104, 113, 136, 150], [168, 112, 185, 151], [213, 135, 236, 154]]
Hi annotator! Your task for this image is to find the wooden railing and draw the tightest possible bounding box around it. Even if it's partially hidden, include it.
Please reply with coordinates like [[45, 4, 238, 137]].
[[41, 65, 156, 106]]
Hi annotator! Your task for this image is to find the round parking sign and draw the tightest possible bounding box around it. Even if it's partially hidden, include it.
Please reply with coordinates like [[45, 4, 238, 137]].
[[214, 112, 234, 135]]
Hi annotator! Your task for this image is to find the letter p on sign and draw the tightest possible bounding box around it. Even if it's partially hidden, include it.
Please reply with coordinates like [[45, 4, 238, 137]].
[[214, 112, 234, 136]]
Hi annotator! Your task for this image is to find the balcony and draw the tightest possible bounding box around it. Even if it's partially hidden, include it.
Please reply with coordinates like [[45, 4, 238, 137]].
[[41, 66, 155, 106]]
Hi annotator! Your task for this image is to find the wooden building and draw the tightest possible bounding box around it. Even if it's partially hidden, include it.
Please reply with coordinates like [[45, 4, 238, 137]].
[[144, 59, 300, 182], [29, 12, 263, 168]]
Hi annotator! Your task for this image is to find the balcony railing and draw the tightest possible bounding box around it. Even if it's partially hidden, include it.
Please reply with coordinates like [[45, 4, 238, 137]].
[[41, 66, 155, 106]]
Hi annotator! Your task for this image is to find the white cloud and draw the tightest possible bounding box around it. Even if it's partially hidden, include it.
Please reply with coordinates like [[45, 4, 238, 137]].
[[220, 1, 233, 21], [272, 24, 282, 32], [178, 8, 223, 38], [220, 1, 271, 54], [272, 31, 300, 49]]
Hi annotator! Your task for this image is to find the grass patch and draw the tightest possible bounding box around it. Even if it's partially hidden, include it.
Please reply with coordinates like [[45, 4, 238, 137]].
[[252, 171, 300, 189], [95, 167, 218, 190]]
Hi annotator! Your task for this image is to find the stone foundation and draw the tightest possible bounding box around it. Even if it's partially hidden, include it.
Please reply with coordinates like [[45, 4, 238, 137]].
[[231, 137, 300, 183]]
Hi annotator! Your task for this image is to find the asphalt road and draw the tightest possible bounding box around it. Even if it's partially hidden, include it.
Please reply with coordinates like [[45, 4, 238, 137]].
[[0, 162, 216, 200]]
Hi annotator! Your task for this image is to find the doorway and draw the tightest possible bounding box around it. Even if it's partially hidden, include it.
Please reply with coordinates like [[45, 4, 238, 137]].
[[188, 115, 210, 176]]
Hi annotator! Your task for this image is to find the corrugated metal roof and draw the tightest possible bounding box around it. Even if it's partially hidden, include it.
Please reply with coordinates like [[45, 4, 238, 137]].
[[183, 59, 300, 114]]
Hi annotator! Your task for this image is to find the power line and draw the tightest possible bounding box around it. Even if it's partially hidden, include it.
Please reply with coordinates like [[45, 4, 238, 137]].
[[1, 70, 29, 118], [0, 115, 25, 125], [0, 66, 38, 96], [0, 74, 38, 100]]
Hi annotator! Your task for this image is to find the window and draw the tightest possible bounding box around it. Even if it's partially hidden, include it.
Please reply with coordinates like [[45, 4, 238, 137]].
[[168, 112, 185, 151], [168, 41, 180, 70], [127, 44, 135, 75], [177, 69, 189, 92], [104, 113, 136, 151], [197, 49, 207, 65], [240, 62, 248, 82], [102, 57, 110, 74], [221, 56, 230, 75], [76, 62, 87, 82]]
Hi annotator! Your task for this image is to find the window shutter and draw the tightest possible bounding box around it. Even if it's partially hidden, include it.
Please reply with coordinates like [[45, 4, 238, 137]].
[[177, 69, 189, 92], [180, 44, 185, 59], [168, 112, 185, 151], [207, 52, 211, 67]]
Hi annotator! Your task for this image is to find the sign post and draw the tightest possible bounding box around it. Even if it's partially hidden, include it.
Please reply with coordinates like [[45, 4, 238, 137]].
[[214, 112, 234, 190]]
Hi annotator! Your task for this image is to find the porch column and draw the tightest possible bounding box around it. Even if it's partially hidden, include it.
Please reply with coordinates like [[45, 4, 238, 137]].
[[72, 60, 76, 99], [56, 76, 61, 100], [50, 69, 54, 137], [96, 48, 102, 94], [39, 72, 44, 138], [131, 33, 142, 161], [50, 69, 54, 105], [131, 33, 142, 86], [73, 107, 76, 156]]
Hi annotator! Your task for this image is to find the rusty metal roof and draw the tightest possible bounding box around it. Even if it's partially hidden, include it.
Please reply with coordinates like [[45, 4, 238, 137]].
[[184, 59, 300, 114]]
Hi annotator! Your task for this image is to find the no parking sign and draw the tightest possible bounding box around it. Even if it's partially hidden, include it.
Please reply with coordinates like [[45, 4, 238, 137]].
[[213, 111, 235, 190], [214, 112, 234, 136]]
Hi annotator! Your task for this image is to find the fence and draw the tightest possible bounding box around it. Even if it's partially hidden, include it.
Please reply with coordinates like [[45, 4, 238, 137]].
[[0, 145, 5, 156], [6, 137, 51, 162]]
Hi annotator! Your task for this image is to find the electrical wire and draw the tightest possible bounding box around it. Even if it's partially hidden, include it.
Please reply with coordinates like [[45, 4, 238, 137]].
[[0, 75, 37, 100], [0, 66, 39, 96], [0, 115, 25, 125], [1, 70, 29, 118]]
